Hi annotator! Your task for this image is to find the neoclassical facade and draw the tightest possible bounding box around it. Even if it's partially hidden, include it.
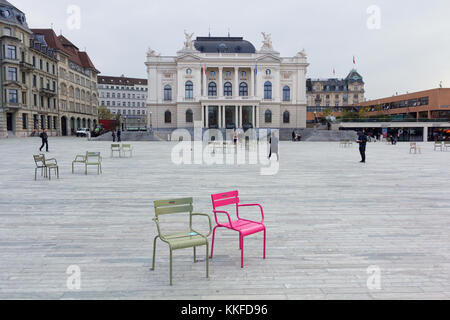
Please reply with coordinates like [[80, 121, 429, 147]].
[[145, 33, 309, 131]]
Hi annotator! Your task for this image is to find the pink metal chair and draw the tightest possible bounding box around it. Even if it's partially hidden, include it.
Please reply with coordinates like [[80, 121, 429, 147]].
[[210, 190, 266, 268]]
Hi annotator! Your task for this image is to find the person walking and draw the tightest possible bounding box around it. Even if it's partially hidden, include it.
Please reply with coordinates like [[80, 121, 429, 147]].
[[357, 130, 368, 163], [39, 129, 49, 152], [112, 130, 116, 142], [117, 128, 122, 142], [269, 132, 279, 161]]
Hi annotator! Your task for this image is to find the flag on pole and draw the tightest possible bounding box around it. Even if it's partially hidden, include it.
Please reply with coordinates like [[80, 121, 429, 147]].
[[204, 64, 207, 75], [353, 56, 356, 65], [255, 64, 258, 75], [333, 68, 336, 76]]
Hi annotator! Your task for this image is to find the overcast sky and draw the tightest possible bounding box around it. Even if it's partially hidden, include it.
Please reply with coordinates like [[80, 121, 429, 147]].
[[15, 0, 450, 100]]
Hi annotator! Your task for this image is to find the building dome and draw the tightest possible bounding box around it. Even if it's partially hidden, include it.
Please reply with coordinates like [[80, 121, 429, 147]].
[[194, 36, 256, 54], [0, 0, 30, 31]]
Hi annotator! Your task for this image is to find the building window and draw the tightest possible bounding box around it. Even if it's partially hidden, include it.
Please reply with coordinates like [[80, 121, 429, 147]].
[[186, 109, 193, 123], [208, 82, 217, 96], [264, 81, 272, 99], [241, 71, 247, 77], [209, 71, 215, 77], [224, 82, 232, 96], [239, 82, 248, 96], [165, 110, 172, 123], [164, 85, 172, 101], [7, 45, 17, 59], [265, 110, 272, 123], [3, 27, 11, 36], [283, 111, 290, 124], [266, 69, 271, 75], [8, 90, 18, 103], [22, 113, 27, 129], [185, 81, 193, 99], [283, 86, 291, 101], [7, 67, 17, 81], [186, 68, 192, 75]]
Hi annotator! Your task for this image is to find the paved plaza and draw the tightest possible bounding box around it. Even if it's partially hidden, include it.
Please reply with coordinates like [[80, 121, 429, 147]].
[[0, 137, 449, 300]]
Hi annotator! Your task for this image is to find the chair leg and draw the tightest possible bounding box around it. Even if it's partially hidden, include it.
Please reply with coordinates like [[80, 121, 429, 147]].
[[206, 242, 209, 278], [169, 249, 173, 286], [35, 168, 37, 181], [193, 246, 197, 263], [151, 236, 158, 271], [210, 226, 217, 259], [263, 228, 267, 260], [240, 235, 244, 268]]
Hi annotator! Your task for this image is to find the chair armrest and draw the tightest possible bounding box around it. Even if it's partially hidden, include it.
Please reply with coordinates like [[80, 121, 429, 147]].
[[238, 203, 265, 224], [46, 158, 58, 165], [213, 210, 233, 226], [191, 213, 212, 237], [152, 218, 166, 241], [73, 155, 86, 162]]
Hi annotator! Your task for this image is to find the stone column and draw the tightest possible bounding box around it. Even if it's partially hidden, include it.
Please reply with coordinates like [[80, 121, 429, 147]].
[[235, 105, 239, 128], [203, 66, 207, 98], [218, 105, 222, 129], [256, 106, 260, 128], [201, 105, 204, 128], [234, 67, 239, 98], [250, 67, 255, 98], [423, 126, 428, 142], [218, 67, 223, 98], [239, 105, 243, 128], [205, 106, 209, 128]]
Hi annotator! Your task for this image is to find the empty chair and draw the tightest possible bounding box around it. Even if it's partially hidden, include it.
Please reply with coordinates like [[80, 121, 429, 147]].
[[434, 142, 443, 151], [72, 152, 102, 175], [152, 198, 212, 285], [111, 144, 121, 158], [210, 190, 266, 268], [33, 154, 59, 180], [121, 144, 133, 157]]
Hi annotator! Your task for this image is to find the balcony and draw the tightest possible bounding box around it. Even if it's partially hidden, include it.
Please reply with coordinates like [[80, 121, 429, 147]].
[[20, 61, 34, 72], [40, 88, 57, 97]]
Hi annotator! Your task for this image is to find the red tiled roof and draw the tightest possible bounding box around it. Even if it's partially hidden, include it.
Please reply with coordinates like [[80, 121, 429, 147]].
[[30, 28, 99, 74]]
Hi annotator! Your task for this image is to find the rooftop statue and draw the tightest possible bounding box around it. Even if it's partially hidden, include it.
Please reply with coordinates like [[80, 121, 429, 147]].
[[261, 32, 273, 51], [183, 30, 195, 50]]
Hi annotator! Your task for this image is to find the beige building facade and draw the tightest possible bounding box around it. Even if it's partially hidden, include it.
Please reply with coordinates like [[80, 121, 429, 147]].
[[145, 33, 309, 132]]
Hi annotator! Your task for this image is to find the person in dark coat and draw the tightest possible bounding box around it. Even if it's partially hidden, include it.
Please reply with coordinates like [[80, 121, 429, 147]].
[[357, 130, 368, 163], [112, 130, 116, 142], [117, 128, 121, 142], [39, 129, 49, 152]]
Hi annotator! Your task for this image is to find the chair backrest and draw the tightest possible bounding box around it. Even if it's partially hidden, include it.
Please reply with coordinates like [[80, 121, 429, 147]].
[[33, 154, 45, 167], [211, 190, 239, 210], [122, 144, 131, 149], [86, 152, 101, 162], [410, 142, 416, 147], [111, 144, 120, 149], [154, 198, 193, 218]]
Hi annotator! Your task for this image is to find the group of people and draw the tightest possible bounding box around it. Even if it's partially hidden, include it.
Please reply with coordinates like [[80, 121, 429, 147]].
[[112, 128, 122, 142], [292, 131, 302, 142]]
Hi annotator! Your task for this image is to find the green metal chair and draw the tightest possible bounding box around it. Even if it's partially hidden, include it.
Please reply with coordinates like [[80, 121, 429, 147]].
[[33, 154, 59, 180], [72, 152, 102, 175], [121, 144, 133, 158], [111, 144, 121, 158], [152, 198, 212, 285], [85, 152, 102, 175]]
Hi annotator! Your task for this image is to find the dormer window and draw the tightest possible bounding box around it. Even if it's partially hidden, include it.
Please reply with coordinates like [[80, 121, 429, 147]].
[[266, 69, 271, 75], [186, 68, 192, 75]]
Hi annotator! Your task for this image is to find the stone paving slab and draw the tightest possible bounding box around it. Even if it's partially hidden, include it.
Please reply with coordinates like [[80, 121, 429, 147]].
[[0, 137, 449, 300]]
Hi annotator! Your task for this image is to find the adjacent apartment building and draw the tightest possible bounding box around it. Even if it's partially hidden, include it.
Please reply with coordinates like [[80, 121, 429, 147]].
[[98, 75, 148, 117], [0, 0, 99, 138], [306, 69, 365, 123]]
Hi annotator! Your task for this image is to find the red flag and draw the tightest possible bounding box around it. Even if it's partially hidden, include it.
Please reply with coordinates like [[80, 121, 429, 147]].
[[204, 64, 207, 75], [353, 56, 356, 65]]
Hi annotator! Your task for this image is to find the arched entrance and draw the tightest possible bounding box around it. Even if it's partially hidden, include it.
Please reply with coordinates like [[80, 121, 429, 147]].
[[77, 118, 81, 129], [61, 116, 68, 136], [82, 118, 86, 128], [70, 117, 75, 135]]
